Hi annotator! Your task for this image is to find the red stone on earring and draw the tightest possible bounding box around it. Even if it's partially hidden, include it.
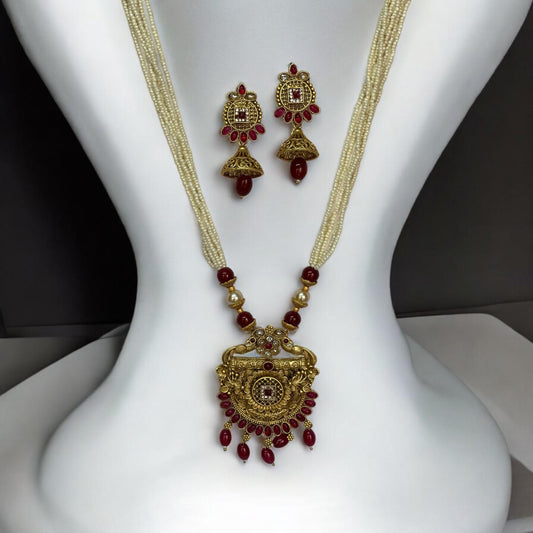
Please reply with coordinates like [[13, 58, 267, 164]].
[[237, 442, 250, 461], [236, 176, 253, 197], [261, 447, 275, 464], [290, 157, 307, 183]]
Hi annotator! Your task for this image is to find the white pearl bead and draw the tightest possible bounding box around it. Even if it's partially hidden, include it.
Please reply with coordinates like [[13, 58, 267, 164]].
[[226, 290, 244, 306], [294, 289, 310, 305]]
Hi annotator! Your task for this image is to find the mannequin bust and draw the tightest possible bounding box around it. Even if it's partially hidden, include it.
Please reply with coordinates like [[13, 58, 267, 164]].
[[1, 0, 531, 531]]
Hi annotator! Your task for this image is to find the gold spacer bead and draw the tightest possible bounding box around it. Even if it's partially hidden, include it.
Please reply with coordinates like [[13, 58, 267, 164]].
[[242, 433, 251, 442], [300, 277, 317, 287], [287, 432, 294, 441], [220, 277, 237, 288], [303, 286, 309, 292], [304, 420, 313, 429], [228, 286, 235, 292], [282, 320, 298, 331], [264, 438, 272, 448], [224, 422, 233, 429]]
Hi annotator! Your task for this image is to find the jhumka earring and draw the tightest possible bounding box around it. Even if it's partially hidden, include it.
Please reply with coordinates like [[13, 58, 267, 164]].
[[274, 63, 320, 184], [220, 84, 266, 198]]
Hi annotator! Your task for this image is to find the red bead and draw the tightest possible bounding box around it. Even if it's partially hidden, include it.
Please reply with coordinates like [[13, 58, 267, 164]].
[[284, 111, 293, 123], [295, 113, 302, 124], [248, 130, 257, 141], [309, 104, 320, 114], [282, 423, 290, 433], [261, 447, 275, 464], [273, 425, 281, 435], [230, 131, 238, 142], [284, 311, 301, 327], [236, 176, 253, 197], [221, 126, 231, 136], [290, 64, 298, 75], [303, 110, 312, 121], [218, 393, 229, 400], [225, 408, 235, 417], [301, 406, 312, 415], [265, 342, 273, 350], [290, 158, 307, 182], [290, 419, 299, 428], [273, 435, 288, 448], [240, 132, 247, 143], [255, 124, 265, 134], [237, 311, 254, 328], [220, 429, 232, 447], [264, 426, 272, 436], [305, 399, 316, 407], [238, 419, 247, 429], [274, 107, 285, 118], [247, 424, 256, 433], [303, 428, 316, 447], [237, 442, 250, 461], [307, 391, 318, 399], [220, 400, 231, 409], [231, 413, 240, 423], [263, 362, 273, 370], [302, 266, 319, 283], [296, 413, 306, 422], [217, 267, 235, 284], [255, 426, 263, 436], [239, 84, 246, 95]]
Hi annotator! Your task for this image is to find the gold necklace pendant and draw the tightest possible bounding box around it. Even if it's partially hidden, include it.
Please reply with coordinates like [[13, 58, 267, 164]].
[[217, 325, 319, 464]]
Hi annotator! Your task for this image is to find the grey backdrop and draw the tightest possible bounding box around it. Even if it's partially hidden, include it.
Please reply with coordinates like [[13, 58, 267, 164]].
[[0, 5, 532, 340]]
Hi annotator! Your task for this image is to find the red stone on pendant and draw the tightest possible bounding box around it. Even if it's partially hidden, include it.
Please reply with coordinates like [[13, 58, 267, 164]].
[[263, 362, 274, 370], [237, 311, 254, 328], [303, 428, 316, 447], [290, 158, 307, 182], [236, 176, 253, 197], [284, 311, 301, 327], [284, 111, 293, 123], [282, 423, 290, 433], [248, 130, 257, 141], [255, 124, 265, 134], [273, 425, 281, 435], [240, 132, 247, 144], [264, 426, 272, 437], [238, 442, 250, 461], [221, 126, 231, 136], [238, 419, 247, 429], [262, 447, 275, 464], [303, 109, 312, 121], [302, 266, 319, 283], [239, 84, 246, 95], [220, 400, 231, 409], [301, 406, 312, 415], [255, 426, 263, 436], [274, 107, 285, 118], [247, 424, 256, 434], [231, 413, 240, 423], [294, 113, 302, 124], [273, 434, 288, 448], [309, 104, 320, 114], [225, 408, 235, 417], [230, 131, 239, 142], [217, 267, 235, 284], [218, 393, 229, 400], [265, 342, 273, 350], [220, 429, 232, 448], [290, 64, 298, 75], [290, 419, 299, 428], [305, 399, 316, 407], [296, 413, 306, 422], [307, 391, 318, 399]]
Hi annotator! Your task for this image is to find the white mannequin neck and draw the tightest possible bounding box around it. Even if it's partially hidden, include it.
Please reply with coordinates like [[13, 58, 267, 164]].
[[2, 0, 531, 531]]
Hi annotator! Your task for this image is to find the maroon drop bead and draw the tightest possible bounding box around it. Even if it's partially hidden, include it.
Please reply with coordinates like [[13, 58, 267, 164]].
[[306, 391, 319, 399], [237, 311, 254, 329], [264, 426, 272, 437], [261, 447, 275, 465], [238, 419, 247, 429], [296, 413, 306, 422], [273, 435, 289, 448], [220, 428, 232, 448], [302, 266, 319, 283], [290, 419, 299, 428], [237, 442, 250, 461], [217, 267, 235, 284], [247, 424, 256, 434], [225, 408, 235, 417], [255, 426, 263, 436], [305, 399, 316, 407], [220, 400, 231, 409], [218, 393, 229, 400], [290, 157, 307, 182], [231, 413, 240, 423], [301, 406, 312, 415], [303, 428, 316, 447], [284, 311, 301, 328], [273, 425, 281, 435], [236, 176, 253, 197], [282, 423, 290, 433]]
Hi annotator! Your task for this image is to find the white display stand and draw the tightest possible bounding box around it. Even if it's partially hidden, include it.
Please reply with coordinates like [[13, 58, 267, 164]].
[[1, 0, 531, 531]]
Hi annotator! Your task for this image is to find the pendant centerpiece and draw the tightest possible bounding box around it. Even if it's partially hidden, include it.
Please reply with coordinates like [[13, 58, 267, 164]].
[[217, 325, 319, 464]]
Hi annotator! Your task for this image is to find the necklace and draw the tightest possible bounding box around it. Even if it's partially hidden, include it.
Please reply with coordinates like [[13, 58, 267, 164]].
[[122, 0, 411, 464]]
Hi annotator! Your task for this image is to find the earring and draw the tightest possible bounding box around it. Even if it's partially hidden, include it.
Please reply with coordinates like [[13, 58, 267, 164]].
[[220, 83, 265, 198], [274, 63, 320, 184]]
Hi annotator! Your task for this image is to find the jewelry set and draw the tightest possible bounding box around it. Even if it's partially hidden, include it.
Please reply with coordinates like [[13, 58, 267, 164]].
[[220, 64, 319, 197], [123, 0, 411, 466]]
